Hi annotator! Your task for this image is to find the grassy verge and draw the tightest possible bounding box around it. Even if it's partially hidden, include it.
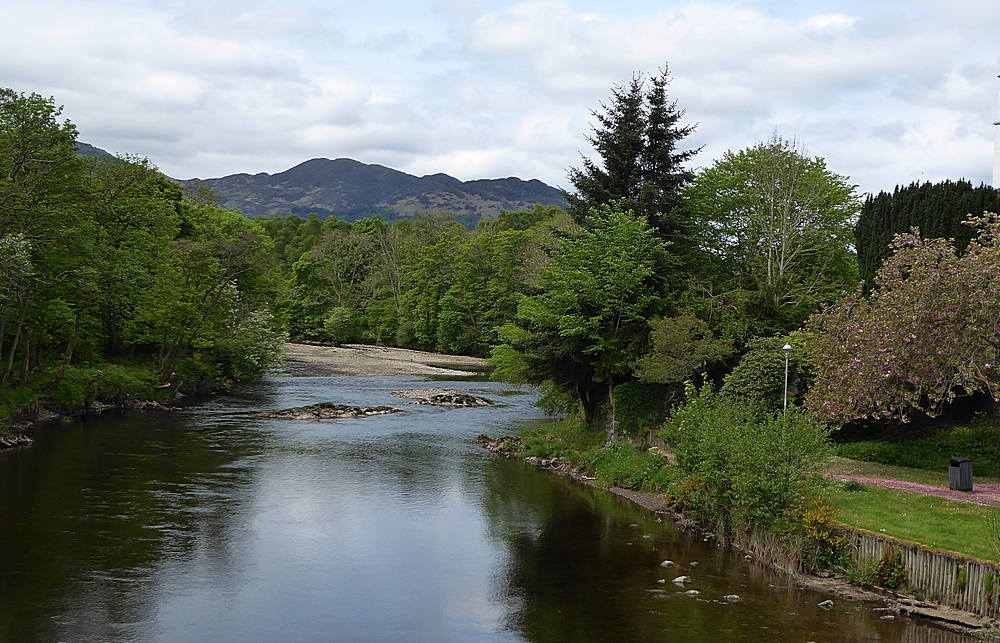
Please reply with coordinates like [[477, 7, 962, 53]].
[[833, 417, 1000, 477], [825, 456, 1000, 487], [826, 479, 999, 562]]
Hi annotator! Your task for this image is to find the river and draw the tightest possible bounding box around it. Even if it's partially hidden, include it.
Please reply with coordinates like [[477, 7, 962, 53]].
[[0, 373, 970, 641]]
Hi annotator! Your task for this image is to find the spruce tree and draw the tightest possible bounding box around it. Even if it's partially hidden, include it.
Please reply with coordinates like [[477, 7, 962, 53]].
[[565, 67, 699, 256]]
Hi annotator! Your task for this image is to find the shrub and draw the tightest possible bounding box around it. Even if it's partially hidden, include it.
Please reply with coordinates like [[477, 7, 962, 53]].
[[721, 335, 801, 409], [48, 365, 156, 409], [586, 443, 674, 491], [662, 382, 831, 529]]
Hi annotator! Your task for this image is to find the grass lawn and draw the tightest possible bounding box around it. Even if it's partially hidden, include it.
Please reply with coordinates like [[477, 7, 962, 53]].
[[826, 479, 999, 562]]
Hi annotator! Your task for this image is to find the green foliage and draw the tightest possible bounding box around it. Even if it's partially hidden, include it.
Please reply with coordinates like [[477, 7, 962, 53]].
[[634, 315, 732, 385], [586, 443, 675, 491], [324, 306, 362, 343], [856, 179, 1000, 285], [841, 479, 867, 492], [491, 202, 665, 433], [833, 419, 1000, 476], [48, 365, 156, 410], [611, 381, 670, 435], [662, 382, 831, 529], [566, 67, 698, 257], [686, 135, 859, 330], [847, 548, 908, 591], [721, 336, 799, 409], [0, 86, 284, 414], [519, 419, 603, 460]]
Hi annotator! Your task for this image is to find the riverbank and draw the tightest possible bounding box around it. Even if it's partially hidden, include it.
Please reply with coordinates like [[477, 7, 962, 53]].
[[0, 344, 490, 449], [282, 343, 489, 377], [477, 433, 999, 638]]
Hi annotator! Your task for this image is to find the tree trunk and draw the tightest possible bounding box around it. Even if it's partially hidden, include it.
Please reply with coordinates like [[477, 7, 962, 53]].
[[606, 378, 619, 442], [53, 308, 83, 385], [2, 310, 24, 384]]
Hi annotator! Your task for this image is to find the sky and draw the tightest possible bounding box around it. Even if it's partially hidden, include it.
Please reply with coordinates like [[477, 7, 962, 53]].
[[2, 0, 998, 195]]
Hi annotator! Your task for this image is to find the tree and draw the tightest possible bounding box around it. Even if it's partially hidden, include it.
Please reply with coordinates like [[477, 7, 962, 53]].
[[686, 136, 859, 330], [565, 67, 698, 259], [804, 214, 1000, 424], [855, 180, 1000, 285], [633, 316, 732, 385], [491, 202, 664, 438]]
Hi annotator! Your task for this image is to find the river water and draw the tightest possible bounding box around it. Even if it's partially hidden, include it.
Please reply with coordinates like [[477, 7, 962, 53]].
[[0, 374, 970, 642]]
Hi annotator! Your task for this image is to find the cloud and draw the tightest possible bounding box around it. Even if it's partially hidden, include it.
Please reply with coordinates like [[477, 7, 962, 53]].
[[0, 0, 997, 193]]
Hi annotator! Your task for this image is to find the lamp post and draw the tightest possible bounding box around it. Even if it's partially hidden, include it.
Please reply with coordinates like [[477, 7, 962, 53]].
[[782, 343, 792, 410]]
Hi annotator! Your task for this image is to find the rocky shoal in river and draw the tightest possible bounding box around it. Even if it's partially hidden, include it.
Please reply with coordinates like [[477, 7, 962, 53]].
[[259, 402, 400, 420], [391, 389, 495, 407]]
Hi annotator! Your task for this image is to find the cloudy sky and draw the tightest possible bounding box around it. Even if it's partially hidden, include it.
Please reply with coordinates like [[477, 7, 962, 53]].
[[3, 0, 998, 194]]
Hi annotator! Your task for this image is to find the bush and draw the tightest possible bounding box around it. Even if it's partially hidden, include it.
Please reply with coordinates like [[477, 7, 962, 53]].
[[612, 381, 670, 435], [586, 443, 674, 491], [662, 382, 831, 529], [324, 306, 362, 344], [48, 365, 156, 409], [721, 335, 800, 409]]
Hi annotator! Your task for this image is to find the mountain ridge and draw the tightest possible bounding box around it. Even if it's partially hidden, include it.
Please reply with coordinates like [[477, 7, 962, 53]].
[[75, 143, 567, 226]]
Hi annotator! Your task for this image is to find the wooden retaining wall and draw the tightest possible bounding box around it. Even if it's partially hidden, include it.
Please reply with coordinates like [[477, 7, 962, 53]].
[[838, 523, 1000, 617]]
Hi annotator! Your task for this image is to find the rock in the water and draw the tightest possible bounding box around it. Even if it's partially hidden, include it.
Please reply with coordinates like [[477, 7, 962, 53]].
[[672, 576, 692, 585], [659, 560, 675, 567], [817, 600, 834, 609], [689, 561, 699, 567], [683, 589, 701, 596], [656, 579, 666, 584], [393, 389, 494, 407], [0, 433, 33, 449], [477, 434, 522, 457], [722, 594, 741, 602], [259, 402, 399, 420]]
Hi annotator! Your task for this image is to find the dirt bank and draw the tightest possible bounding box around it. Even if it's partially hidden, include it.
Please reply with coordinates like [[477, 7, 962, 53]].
[[282, 343, 489, 377]]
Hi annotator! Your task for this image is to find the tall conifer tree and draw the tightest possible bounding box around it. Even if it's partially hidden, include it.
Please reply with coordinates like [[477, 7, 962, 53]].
[[565, 67, 699, 259]]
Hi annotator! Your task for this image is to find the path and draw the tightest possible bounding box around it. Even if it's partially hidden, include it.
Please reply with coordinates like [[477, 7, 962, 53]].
[[829, 475, 1000, 507]]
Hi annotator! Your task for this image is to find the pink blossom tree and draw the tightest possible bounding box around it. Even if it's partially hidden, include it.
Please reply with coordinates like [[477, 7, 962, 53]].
[[804, 213, 1000, 424]]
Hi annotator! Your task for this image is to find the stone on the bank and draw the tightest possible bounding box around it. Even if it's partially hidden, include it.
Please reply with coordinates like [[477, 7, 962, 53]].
[[818, 600, 834, 609], [723, 594, 741, 602], [259, 402, 399, 420], [689, 561, 699, 567], [672, 576, 691, 585], [659, 560, 675, 567], [683, 589, 700, 596]]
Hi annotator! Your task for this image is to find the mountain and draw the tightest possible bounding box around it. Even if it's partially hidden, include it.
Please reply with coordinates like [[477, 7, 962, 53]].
[[178, 158, 566, 226], [75, 141, 116, 160]]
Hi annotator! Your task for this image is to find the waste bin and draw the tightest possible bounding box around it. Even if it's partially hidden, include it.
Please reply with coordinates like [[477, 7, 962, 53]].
[[949, 458, 973, 492]]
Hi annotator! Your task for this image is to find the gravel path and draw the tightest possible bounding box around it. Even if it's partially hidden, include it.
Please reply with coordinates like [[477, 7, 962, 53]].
[[829, 475, 1000, 507]]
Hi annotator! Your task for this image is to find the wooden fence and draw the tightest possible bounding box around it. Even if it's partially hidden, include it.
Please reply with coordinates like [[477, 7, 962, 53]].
[[838, 523, 1000, 617]]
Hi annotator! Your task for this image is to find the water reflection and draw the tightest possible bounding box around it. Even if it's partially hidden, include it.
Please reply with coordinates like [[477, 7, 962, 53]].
[[0, 376, 971, 642]]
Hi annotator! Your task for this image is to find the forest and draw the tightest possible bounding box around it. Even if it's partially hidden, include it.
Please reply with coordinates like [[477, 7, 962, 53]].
[[3, 71, 1000, 450]]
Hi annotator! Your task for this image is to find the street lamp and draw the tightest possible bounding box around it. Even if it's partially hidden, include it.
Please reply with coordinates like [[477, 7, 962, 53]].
[[782, 343, 792, 410]]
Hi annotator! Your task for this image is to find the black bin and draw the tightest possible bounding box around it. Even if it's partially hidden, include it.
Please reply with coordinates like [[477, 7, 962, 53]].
[[949, 458, 973, 492]]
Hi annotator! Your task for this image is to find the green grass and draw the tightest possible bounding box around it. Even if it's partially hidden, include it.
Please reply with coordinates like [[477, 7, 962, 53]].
[[519, 419, 604, 462], [827, 481, 999, 562], [824, 456, 1000, 487], [833, 417, 1000, 476]]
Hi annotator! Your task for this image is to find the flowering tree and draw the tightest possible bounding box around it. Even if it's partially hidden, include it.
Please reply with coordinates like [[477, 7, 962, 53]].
[[805, 214, 1000, 424]]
